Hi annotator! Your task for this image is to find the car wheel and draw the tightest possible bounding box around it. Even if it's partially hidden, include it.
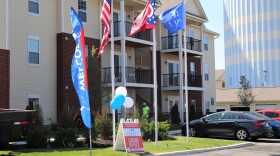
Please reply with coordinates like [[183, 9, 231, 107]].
[[270, 129, 277, 138], [235, 128, 248, 140], [189, 127, 197, 137]]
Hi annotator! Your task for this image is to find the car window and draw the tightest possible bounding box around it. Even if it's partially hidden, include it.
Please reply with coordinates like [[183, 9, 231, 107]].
[[275, 113, 280, 118], [221, 112, 238, 120], [246, 112, 271, 120], [265, 112, 276, 118], [204, 112, 222, 120]]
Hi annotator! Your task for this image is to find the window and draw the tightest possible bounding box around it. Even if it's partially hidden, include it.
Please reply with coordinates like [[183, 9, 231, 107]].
[[168, 98, 179, 113], [78, 0, 87, 22], [190, 62, 195, 79], [222, 81, 225, 88], [204, 112, 222, 121], [204, 64, 209, 81], [28, 0, 39, 14], [204, 35, 208, 51], [188, 29, 194, 38], [28, 94, 40, 110], [205, 100, 210, 113], [191, 100, 196, 112], [85, 45, 88, 58], [28, 36, 40, 64], [265, 112, 276, 118], [168, 62, 179, 86], [222, 112, 238, 120]]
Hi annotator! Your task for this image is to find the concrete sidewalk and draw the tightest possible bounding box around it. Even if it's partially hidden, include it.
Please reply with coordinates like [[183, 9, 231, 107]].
[[146, 142, 255, 156]]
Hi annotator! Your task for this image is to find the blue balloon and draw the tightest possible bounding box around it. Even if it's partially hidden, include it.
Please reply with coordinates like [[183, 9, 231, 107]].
[[110, 94, 125, 110]]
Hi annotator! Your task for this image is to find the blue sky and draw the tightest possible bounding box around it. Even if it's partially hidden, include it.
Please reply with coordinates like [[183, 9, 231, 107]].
[[199, 0, 225, 69]]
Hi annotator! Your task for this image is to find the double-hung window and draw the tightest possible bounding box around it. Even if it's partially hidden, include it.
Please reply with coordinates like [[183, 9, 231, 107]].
[[204, 64, 209, 81], [28, 0, 39, 14], [78, 0, 87, 23], [204, 35, 208, 51], [28, 36, 40, 65]]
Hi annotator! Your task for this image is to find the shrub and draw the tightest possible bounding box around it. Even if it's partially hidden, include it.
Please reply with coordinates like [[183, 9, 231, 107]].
[[94, 109, 112, 140], [52, 128, 78, 148], [140, 119, 170, 141], [26, 127, 48, 148], [189, 104, 196, 121], [171, 104, 181, 124]]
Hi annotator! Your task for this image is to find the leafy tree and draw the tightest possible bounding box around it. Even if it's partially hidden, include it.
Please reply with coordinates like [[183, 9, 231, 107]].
[[237, 76, 255, 111], [170, 104, 181, 124]]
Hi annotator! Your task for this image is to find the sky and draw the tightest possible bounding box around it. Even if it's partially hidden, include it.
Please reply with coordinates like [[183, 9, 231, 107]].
[[199, 0, 225, 70]]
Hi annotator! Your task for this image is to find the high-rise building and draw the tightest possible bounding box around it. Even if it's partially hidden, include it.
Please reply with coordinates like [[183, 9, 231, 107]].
[[224, 0, 280, 88]]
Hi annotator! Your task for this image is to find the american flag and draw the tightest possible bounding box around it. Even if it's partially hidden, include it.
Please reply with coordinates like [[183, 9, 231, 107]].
[[128, 0, 156, 36], [99, 0, 111, 56]]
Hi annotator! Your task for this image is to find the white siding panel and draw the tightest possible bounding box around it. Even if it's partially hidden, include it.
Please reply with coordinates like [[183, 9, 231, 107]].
[[0, 0, 6, 49]]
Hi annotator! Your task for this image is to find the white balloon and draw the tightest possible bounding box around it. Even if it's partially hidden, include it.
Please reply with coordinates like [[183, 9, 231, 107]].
[[115, 86, 127, 96], [123, 97, 134, 108]]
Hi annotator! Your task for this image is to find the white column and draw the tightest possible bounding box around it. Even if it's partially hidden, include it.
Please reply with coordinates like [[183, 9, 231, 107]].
[[200, 25, 205, 115]]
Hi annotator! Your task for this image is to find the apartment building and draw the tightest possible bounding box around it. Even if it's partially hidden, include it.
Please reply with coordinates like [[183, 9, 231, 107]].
[[0, 0, 217, 124]]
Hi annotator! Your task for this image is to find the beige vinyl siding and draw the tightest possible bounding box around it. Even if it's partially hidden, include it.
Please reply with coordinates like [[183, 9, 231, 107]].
[[0, 0, 6, 49], [203, 32, 216, 112], [62, 0, 100, 39], [9, 0, 57, 123]]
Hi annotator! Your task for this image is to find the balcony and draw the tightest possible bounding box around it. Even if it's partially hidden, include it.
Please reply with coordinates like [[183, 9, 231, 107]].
[[113, 21, 152, 42], [162, 73, 202, 88], [161, 36, 202, 52], [102, 67, 153, 84]]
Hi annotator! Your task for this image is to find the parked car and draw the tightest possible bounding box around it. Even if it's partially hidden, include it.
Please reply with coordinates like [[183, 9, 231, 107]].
[[245, 111, 280, 138], [256, 110, 280, 121], [181, 111, 272, 140]]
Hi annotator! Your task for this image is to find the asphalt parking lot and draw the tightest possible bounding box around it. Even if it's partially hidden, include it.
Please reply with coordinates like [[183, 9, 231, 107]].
[[188, 138, 280, 156]]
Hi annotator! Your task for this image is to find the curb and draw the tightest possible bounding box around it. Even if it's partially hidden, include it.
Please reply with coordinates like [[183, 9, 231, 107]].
[[145, 142, 255, 156]]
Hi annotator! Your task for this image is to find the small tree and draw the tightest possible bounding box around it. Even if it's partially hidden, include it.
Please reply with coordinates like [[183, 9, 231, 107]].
[[189, 104, 196, 121], [170, 104, 181, 124], [237, 76, 255, 111]]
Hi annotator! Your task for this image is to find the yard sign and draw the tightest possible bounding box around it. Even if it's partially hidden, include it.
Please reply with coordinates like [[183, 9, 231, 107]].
[[115, 118, 144, 153]]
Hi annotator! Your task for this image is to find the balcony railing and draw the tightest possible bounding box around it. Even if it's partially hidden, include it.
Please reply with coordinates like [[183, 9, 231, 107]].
[[102, 67, 153, 84], [162, 73, 202, 87], [161, 36, 201, 52], [113, 21, 152, 41]]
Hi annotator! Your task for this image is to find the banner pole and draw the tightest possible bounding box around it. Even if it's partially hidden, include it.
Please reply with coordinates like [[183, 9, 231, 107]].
[[89, 129, 92, 156], [110, 0, 116, 149]]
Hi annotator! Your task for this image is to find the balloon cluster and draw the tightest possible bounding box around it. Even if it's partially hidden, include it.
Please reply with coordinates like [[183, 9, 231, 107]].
[[110, 87, 134, 110]]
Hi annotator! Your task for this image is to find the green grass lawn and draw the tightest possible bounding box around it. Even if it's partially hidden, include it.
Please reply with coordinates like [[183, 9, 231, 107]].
[[0, 136, 243, 156]]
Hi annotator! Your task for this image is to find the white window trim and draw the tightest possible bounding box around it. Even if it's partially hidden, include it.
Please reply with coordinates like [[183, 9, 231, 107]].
[[166, 60, 179, 73], [28, 93, 40, 110], [27, 0, 40, 16], [28, 35, 40, 66], [204, 35, 209, 51], [78, 0, 87, 23], [204, 64, 209, 81]]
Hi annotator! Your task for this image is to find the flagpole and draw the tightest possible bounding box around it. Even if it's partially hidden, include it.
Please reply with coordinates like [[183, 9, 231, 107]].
[[89, 129, 92, 156], [110, 0, 116, 149], [183, 0, 189, 142], [153, 28, 158, 146]]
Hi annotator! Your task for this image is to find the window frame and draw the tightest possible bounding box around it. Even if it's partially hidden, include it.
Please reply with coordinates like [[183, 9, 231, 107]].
[[78, 0, 87, 23], [28, 0, 40, 15], [204, 35, 208, 51], [190, 62, 196, 79], [28, 94, 40, 110], [204, 64, 209, 81], [28, 35, 40, 65]]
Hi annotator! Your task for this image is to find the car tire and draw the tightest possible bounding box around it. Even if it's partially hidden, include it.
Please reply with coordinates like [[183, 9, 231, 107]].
[[189, 127, 197, 137], [270, 129, 277, 138], [235, 128, 249, 140]]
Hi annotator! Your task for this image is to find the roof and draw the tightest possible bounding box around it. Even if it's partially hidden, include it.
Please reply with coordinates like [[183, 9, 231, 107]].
[[215, 70, 225, 81], [216, 87, 280, 103]]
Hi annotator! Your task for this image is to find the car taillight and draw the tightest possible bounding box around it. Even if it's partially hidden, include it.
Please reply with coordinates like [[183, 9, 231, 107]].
[[252, 121, 262, 127]]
